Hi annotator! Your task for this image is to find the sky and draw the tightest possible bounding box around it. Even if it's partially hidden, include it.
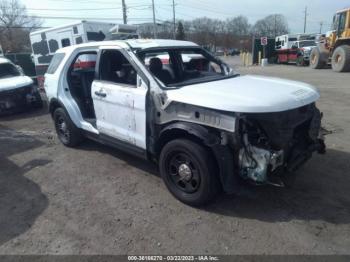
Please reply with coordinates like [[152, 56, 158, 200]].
[[21, 0, 350, 34]]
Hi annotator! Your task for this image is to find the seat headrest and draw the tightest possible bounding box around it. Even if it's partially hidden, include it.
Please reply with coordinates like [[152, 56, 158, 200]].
[[149, 57, 163, 73]]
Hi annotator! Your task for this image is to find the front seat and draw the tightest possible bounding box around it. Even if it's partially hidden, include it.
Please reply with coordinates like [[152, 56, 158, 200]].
[[149, 57, 173, 85]]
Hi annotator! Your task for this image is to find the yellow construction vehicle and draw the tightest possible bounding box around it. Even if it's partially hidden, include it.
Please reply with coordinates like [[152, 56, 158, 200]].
[[310, 8, 350, 72]]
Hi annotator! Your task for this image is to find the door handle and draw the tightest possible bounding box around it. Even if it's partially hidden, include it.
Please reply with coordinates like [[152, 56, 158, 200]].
[[95, 91, 107, 98]]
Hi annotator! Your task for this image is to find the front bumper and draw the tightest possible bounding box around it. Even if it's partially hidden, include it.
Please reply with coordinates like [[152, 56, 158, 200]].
[[0, 85, 41, 114]]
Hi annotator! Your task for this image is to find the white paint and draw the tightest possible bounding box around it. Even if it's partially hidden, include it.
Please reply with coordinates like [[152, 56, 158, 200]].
[[91, 77, 147, 149], [166, 75, 320, 113], [0, 58, 33, 92], [0, 76, 33, 92]]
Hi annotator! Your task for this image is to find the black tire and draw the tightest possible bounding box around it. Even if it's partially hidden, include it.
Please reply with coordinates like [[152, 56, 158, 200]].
[[159, 139, 220, 206], [32, 91, 44, 108], [331, 45, 350, 72], [53, 108, 83, 147], [310, 48, 327, 69]]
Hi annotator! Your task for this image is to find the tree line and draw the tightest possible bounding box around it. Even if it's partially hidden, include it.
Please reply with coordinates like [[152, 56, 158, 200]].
[[0, 0, 289, 53], [139, 14, 289, 51]]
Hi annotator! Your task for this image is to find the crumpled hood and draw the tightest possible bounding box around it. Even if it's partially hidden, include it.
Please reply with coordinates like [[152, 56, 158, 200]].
[[0, 76, 33, 92], [166, 75, 320, 113]]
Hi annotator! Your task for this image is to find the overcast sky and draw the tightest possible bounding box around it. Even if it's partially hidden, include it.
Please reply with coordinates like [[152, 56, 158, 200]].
[[21, 0, 349, 34]]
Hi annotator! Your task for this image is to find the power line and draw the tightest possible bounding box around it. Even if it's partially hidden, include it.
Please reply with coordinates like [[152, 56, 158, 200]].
[[21, 15, 152, 21], [1, 4, 151, 11]]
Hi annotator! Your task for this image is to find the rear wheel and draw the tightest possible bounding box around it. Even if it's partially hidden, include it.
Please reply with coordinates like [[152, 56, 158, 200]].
[[159, 139, 220, 206], [331, 45, 350, 72], [310, 48, 327, 69], [54, 108, 83, 147]]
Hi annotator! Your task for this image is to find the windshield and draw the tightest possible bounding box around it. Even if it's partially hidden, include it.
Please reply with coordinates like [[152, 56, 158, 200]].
[[299, 41, 315, 47], [0, 63, 21, 79], [137, 47, 235, 88]]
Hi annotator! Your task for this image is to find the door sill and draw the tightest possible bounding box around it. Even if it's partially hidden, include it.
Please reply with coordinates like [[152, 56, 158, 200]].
[[84, 131, 147, 160]]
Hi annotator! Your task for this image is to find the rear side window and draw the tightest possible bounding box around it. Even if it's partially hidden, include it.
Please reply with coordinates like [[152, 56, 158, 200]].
[[47, 53, 65, 74], [61, 38, 71, 47]]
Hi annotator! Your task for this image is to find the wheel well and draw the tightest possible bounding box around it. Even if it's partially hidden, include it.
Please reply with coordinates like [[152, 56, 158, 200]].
[[49, 99, 62, 117], [155, 128, 220, 172], [156, 129, 205, 156], [334, 40, 350, 50]]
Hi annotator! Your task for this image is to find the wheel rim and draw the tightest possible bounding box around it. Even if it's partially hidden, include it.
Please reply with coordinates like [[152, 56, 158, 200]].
[[311, 53, 317, 65], [56, 115, 70, 143], [166, 152, 201, 193], [335, 54, 342, 64]]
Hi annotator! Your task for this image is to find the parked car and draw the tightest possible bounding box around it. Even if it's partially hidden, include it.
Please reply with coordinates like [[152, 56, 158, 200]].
[[44, 39, 326, 206], [229, 48, 241, 56], [0, 57, 43, 114]]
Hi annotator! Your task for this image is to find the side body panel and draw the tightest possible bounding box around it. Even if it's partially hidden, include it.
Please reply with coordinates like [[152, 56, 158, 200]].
[[91, 47, 147, 149]]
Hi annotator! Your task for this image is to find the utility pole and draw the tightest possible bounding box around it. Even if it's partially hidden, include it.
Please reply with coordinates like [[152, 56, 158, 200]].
[[152, 0, 157, 38], [122, 0, 127, 24], [274, 14, 277, 37], [303, 6, 308, 33], [172, 0, 176, 39], [319, 21, 323, 34]]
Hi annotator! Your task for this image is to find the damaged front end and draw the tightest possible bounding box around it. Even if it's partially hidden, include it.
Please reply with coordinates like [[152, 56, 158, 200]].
[[0, 84, 42, 115], [238, 103, 326, 186]]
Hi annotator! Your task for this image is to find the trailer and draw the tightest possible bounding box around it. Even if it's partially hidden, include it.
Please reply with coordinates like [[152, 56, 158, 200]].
[[109, 24, 139, 40], [30, 20, 117, 87], [275, 34, 317, 66]]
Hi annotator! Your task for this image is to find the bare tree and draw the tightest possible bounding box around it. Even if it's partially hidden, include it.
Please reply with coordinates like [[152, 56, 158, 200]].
[[0, 0, 42, 52], [226, 15, 251, 36], [251, 14, 289, 38], [176, 21, 185, 40], [137, 13, 287, 51]]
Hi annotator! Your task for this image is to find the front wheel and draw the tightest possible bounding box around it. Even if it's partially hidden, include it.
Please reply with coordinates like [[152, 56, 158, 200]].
[[53, 108, 83, 147], [159, 139, 220, 206], [310, 48, 327, 69]]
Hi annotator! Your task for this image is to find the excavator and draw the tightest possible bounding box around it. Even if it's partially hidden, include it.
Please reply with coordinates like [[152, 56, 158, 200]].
[[310, 8, 350, 72]]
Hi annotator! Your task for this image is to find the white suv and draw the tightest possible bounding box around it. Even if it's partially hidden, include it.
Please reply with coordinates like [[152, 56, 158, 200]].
[[44, 39, 326, 206], [0, 57, 42, 114]]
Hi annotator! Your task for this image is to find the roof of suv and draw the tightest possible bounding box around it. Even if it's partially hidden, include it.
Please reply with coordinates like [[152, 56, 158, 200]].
[[58, 39, 198, 53]]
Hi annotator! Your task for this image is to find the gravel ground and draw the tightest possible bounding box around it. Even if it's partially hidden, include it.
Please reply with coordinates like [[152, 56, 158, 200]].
[[0, 57, 350, 255]]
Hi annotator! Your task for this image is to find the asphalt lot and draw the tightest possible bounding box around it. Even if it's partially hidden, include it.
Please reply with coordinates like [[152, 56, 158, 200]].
[[1, 57, 350, 254]]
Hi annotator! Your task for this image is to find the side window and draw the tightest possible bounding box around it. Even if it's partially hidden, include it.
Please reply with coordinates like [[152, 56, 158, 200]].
[[99, 50, 137, 87], [338, 12, 346, 34], [61, 38, 71, 47], [47, 53, 65, 74], [181, 51, 222, 74], [75, 36, 83, 44], [140, 51, 175, 85], [72, 53, 97, 71]]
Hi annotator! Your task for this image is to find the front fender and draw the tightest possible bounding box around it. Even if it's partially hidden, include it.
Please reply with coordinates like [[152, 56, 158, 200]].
[[158, 122, 238, 194]]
